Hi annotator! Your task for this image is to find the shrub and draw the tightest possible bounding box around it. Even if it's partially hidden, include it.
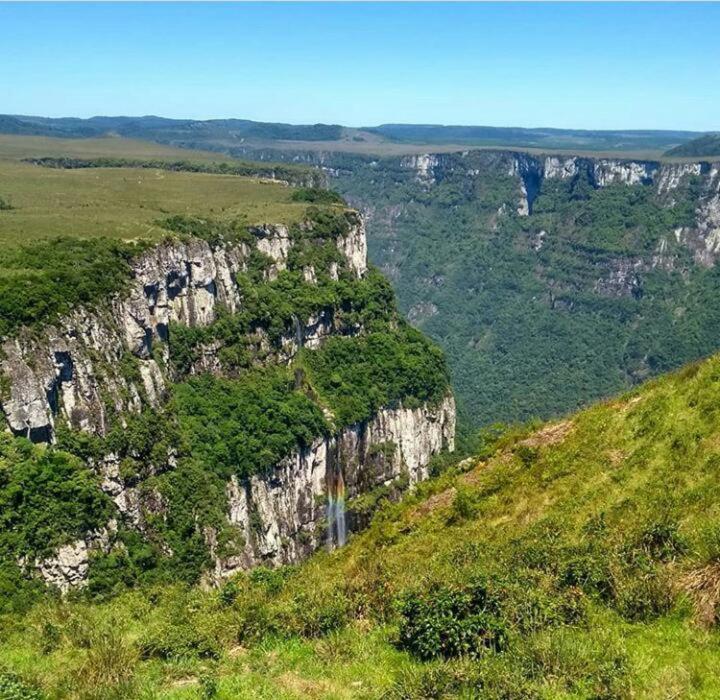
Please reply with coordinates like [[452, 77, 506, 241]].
[[387, 660, 480, 700], [281, 588, 352, 638], [0, 672, 44, 700], [0, 435, 112, 561], [524, 628, 629, 699], [614, 569, 674, 622], [0, 237, 137, 337], [514, 444, 539, 468], [248, 566, 289, 594], [395, 582, 507, 660], [171, 368, 329, 480], [447, 485, 478, 524], [138, 622, 220, 661], [73, 621, 138, 694], [290, 188, 345, 205], [304, 323, 449, 427], [159, 214, 253, 247]]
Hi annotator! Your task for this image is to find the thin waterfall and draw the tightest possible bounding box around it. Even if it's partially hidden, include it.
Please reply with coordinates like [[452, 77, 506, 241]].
[[335, 468, 347, 547], [326, 453, 347, 549]]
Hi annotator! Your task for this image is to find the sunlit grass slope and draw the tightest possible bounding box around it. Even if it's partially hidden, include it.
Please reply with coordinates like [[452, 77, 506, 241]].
[[0, 161, 310, 246], [4, 352, 720, 697]]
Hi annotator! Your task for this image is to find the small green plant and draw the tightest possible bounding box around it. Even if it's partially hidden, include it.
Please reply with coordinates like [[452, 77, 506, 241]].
[[514, 444, 539, 468], [448, 485, 478, 524], [71, 621, 138, 695], [199, 673, 218, 699], [0, 196, 12, 211], [0, 672, 44, 700]]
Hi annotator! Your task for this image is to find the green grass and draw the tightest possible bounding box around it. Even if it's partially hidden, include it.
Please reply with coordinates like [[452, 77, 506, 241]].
[[5, 352, 720, 697], [0, 161, 311, 246], [0, 134, 233, 163]]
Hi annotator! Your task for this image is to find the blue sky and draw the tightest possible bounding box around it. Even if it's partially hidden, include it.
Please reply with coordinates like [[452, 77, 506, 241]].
[[1, 2, 718, 131]]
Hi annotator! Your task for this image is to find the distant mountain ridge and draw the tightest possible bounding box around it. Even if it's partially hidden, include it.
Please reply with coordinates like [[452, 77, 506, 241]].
[[0, 114, 711, 155], [3, 114, 344, 142], [366, 123, 701, 151]]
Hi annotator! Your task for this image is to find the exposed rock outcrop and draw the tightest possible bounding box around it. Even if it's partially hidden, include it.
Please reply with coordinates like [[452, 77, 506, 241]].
[[0, 216, 369, 442], [402, 153, 440, 183], [7, 209, 456, 592], [30, 524, 115, 593], [213, 394, 456, 577]]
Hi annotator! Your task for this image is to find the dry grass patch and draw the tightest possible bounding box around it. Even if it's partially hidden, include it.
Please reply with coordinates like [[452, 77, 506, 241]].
[[679, 563, 720, 628], [518, 420, 574, 448]]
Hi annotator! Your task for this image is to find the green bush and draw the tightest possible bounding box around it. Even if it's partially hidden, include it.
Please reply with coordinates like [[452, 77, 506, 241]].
[[447, 485, 478, 523], [395, 581, 507, 660], [0, 237, 138, 337], [279, 588, 353, 638], [158, 214, 254, 247], [138, 622, 220, 661], [0, 435, 111, 561], [614, 569, 674, 622], [290, 188, 345, 205], [304, 323, 449, 427], [0, 672, 44, 700], [172, 367, 329, 480]]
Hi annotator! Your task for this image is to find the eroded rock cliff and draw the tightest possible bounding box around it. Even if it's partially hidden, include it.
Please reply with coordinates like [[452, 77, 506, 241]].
[[0, 219, 368, 442], [1, 208, 454, 592]]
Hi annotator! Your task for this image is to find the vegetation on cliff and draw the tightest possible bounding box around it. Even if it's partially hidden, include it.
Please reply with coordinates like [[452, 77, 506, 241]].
[[0, 185, 451, 610]]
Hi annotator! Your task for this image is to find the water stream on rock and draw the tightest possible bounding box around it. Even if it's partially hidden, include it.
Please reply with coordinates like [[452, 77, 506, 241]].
[[327, 461, 347, 549]]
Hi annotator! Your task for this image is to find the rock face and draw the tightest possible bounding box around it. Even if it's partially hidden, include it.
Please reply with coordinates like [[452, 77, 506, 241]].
[[402, 154, 440, 183], [213, 394, 456, 578], [31, 525, 115, 593], [394, 151, 719, 228], [0, 217, 369, 442], [8, 210, 456, 590]]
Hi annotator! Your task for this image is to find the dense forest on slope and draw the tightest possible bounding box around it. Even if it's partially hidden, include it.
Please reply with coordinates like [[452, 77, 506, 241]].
[[5, 346, 720, 697], [316, 151, 720, 431], [666, 133, 720, 158]]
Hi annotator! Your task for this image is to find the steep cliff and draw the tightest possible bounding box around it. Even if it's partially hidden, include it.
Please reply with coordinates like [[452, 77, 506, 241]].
[[0, 217, 366, 442], [0, 205, 454, 594]]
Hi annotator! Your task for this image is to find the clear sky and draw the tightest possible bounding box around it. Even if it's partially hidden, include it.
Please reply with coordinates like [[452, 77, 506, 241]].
[[2, 2, 719, 132]]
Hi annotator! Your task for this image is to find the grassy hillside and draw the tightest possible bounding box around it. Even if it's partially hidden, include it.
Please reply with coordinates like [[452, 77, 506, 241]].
[[4, 352, 720, 698], [0, 135, 230, 163]]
